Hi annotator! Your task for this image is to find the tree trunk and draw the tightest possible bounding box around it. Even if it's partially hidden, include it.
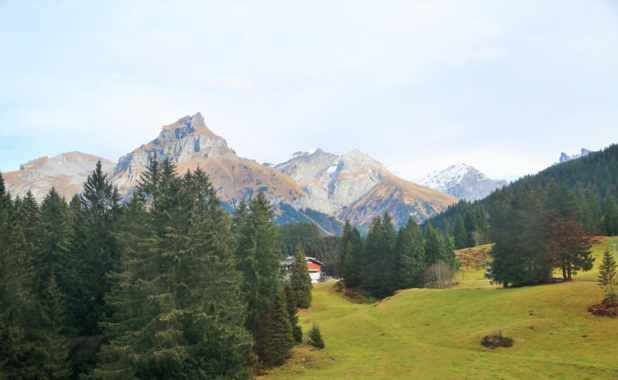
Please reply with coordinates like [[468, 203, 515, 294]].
[[562, 266, 567, 280], [567, 268, 572, 281]]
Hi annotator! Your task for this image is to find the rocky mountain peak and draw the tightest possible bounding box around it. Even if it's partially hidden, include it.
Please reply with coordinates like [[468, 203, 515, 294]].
[[558, 148, 591, 164], [415, 163, 506, 202], [4, 151, 115, 201], [270, 147, 390, 215]]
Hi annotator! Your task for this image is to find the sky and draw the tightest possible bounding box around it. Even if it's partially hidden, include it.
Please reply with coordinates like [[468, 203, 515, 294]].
[[1, 1, 617, 182]]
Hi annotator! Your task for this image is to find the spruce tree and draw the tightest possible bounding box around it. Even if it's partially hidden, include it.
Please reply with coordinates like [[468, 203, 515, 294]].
[[235, 192, 282, 330], [598, 249, 617, 300], [337, 221, 353, 280], [291, 244, 313, 308], [545, 183, 594, 280], [95, 164, 252, 379], [425, 223, 443, 267], [256, 292, 294, 366], [33, 188, 72, 299], [488, 182, 550, 287], [67, 160, 121, 335], [454, 214, 468, 249], [0, 173, 70, 379], [308, 324, 325, 349], [344, 227, 364, 288], [604, 190, 618, 236], [285, 285, 303, 343], [396, 217, 427, 289]]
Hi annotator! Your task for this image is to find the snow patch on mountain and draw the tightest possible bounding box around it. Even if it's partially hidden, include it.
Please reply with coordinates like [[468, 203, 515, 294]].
[[415, 163, 506, 202]]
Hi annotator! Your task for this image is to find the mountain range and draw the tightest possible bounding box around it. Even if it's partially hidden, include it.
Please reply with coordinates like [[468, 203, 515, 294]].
[[2, 112, 515, 230]]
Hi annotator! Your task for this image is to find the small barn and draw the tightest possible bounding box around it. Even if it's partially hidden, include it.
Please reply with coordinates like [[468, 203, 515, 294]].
[[281, 256, 325, 283]]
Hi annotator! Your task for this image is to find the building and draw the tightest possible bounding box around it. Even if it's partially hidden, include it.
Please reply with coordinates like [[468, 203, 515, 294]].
[[281, 256, 325, 283]]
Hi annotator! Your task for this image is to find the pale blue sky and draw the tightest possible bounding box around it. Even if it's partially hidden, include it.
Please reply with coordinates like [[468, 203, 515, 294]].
[[1, 1, 617, 181]]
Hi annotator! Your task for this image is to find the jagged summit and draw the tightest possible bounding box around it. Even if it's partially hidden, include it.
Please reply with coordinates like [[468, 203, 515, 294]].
[[558, 148, 590, 164], [415, 163, 506, 202], [111, 113, 304, 203]]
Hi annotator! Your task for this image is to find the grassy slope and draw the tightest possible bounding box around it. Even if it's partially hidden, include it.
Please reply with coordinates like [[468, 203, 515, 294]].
[[265, 238, 618, 380]]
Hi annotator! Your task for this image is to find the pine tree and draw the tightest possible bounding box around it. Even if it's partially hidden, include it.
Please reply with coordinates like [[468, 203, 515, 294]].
[[308, 324, 325, 349], [285, 285, 303, 343], [487, 182, 550, 287], [235, 192, 282, 330], [598, 249, 617, 300], [396, 217, 427, 289], [40, 276, 72, 379], [256, 292, 294, 366], [337, 221, 353, 280], [425, 223, 444, 267], [454, 214, 468, 249], [603, 190, 618, 236], [290, 244, 312, 308], [545, 183, 594, 280], [94, 164, 252, 379], [0, 173, 70, 379], [67, 160, 121, 336], [343, 227, 364, 288], [32, 188, 72, 299]]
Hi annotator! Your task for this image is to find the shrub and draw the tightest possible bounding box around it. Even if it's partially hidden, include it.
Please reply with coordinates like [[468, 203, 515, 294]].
[[481, 331, 514, 348], [424, 261, 454, 289], [308, 324, 325, 349], [588, 298, 618, 318]]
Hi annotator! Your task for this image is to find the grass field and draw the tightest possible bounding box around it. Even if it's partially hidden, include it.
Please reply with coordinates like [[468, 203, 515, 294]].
[[264, 238, 618, 380]]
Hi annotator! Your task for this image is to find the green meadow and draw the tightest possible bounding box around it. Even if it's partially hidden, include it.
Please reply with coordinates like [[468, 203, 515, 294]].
[[265, 238, 618, 379]]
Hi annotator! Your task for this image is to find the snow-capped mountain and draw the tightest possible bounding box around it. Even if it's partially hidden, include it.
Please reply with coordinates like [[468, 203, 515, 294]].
[[414, 163, 507, 202], [558, 148, 591, 164]]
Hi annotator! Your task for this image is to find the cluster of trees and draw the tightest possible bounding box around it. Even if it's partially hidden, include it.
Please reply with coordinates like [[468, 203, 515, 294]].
[[338, 214, 459, 298], [0, 158, 316, 379], [429, 145, 618, 243], [487, 181, 595, 287]]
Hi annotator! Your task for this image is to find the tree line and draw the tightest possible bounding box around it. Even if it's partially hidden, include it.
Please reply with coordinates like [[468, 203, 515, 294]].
[[337, 214, 460, 299], [0, 157, 316, 379]]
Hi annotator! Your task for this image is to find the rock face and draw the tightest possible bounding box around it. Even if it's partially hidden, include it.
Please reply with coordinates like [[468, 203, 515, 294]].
[[415, 163, 507, 202], [558, 148, 591, 164], [270, 148, 457, 227], [3, 152, 115, 201], [272, 148, 389, 215], [111, 113, 306, 204]]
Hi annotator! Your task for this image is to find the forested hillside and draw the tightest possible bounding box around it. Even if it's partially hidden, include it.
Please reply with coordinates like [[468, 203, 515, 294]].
[[427, 144, 618, 241]]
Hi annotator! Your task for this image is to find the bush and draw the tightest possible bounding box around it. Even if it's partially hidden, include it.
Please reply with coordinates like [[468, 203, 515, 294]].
[[588, 298, 618, 318], [308, 324, 325, 349], [424, 261, 454, 289], [481, 331, 514, 349]]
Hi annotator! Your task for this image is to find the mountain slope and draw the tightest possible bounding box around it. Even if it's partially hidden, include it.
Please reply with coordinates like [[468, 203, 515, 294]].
[[3, 152, 115, 201], [272, 148, 389, 214], [415, 163, 507, 201], [336, 174, 458, 227], [111, 113, 306, 203]]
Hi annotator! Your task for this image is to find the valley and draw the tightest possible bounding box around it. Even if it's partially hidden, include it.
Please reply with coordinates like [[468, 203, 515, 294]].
[[264, 237, 618, 380]]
